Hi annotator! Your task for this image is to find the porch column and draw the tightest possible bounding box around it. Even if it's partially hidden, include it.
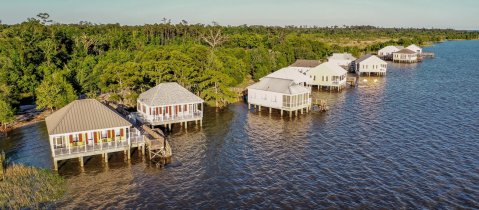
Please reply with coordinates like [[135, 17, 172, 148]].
[[53, 159, 58, 171], [49, 136, 55, 158]]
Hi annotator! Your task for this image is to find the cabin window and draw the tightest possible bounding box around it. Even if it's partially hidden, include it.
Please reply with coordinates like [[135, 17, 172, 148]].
[[115, 129, 121, 137], [326, 76, 328, 82], [272, 96, 277, 102], [101, 130, 107, 139], [54, 136, 64, 148], [314, 76, 316, 81], [322, 76, 324, 81], [73, 134, 79, 143]]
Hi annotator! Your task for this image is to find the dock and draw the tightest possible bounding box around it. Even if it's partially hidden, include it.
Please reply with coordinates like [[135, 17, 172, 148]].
[[346, 77, 357, 87], [142, 125, 172, 166], [312, 99, 329, 112]]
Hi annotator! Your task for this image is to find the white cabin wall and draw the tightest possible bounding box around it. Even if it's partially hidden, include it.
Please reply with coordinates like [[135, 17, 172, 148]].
[[248, 89, 284, 109]]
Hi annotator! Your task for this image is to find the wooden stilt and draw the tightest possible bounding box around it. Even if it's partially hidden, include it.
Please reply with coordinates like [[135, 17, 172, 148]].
[[127, 149, 131, 160], [104, 153, 108, 162], [79, 157, 84, 167], [269, 107, 272, 114], [53, 160, 58, 171]]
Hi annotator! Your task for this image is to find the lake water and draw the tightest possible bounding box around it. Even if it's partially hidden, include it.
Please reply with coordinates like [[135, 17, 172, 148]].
[[1, 41, 479, 209]]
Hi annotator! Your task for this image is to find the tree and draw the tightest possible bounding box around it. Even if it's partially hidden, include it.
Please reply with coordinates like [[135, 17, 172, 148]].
[[36, 73, 77, 112], [36, 13, 52, 25], [198, 53, 237, 108], [0, 100, 15, 131]]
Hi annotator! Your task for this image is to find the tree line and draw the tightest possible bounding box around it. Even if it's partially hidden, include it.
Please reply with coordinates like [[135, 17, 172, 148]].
[[1, 14, 478, 128]]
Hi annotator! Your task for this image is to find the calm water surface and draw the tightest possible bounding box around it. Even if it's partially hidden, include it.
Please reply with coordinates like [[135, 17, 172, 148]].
[[1, 41, 479, 209]]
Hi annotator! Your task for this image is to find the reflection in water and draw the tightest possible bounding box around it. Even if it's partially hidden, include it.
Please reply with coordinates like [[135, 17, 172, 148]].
[[1, 41, 479, 208]]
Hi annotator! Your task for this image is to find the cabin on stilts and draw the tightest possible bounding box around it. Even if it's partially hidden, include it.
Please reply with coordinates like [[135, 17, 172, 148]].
[[45, 99, 144, 170], [393, 48, 418, 63], [247, 77, 312, 117], [306, 62, 348, 92], [378, 46, 403, 60], [134, 82, 204, 130], [354, 54, 388, 76]]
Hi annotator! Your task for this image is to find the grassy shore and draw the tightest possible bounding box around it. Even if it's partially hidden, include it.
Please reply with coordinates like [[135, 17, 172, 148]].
[[0, 164, 66, 209]]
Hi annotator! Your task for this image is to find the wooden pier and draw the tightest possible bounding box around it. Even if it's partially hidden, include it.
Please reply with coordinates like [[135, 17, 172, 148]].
[[142, 125, 172, 166], [346, 77, 357, 87], [312, 99, 329, 112]]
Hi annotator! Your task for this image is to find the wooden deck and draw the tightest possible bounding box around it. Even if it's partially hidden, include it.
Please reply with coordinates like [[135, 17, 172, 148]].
[[142, 125, 172, 166]]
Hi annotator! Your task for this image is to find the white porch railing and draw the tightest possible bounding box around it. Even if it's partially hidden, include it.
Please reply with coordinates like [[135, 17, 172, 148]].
[[54, 140, 129, 157], [135, 111, 203, 124]]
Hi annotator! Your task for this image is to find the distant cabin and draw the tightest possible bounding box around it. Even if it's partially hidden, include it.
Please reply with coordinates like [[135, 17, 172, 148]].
[[406, 44, 422, 54], [306, 62, 348, 91], [327, 53, 357, 71], [247, 77, 311, 117], [378, 46, 404, 60], [288, 59, 321, 74], [393, 48, 418, 63], [45, 99, 142, 170], [354, 55, 388, 76], [135, 82, 204, 128], [263, 67, 311, 86]]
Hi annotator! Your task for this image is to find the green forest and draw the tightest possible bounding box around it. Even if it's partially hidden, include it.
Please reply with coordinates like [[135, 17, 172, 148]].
[[1, 14, 478, 127]]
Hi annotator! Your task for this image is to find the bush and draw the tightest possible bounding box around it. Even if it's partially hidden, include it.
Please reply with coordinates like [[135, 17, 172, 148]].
[[0, 164, 66, 209]]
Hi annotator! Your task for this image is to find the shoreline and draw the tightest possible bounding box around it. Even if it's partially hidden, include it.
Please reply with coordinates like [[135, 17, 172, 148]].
[[1, 110, 50, 134]]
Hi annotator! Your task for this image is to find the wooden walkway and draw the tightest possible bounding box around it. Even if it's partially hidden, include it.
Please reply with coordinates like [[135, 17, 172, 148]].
[[312, 99, 329, 112], [142, 125, 172, 167]]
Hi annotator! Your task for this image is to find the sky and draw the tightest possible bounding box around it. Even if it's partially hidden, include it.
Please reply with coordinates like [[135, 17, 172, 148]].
[[0, 0, 478, 30]]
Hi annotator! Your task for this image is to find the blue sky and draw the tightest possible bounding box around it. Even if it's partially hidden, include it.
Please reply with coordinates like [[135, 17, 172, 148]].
[[0, 0, 478, 29]]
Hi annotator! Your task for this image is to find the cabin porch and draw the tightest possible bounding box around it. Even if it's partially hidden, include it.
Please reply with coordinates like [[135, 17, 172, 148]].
[[50, 127, 144, 170], [135, 102, 204, 127]]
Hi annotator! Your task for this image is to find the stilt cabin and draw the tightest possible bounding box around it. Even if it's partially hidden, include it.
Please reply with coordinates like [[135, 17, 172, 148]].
[[354, 54, 388, 76], [306, 62, 348, 91], [327, 53, 356, 71], [288, 59, 321, 74], [378, 46, 403, 60], [393, 48, 418, 63], [247, 77, 311, 117], [45, 99, 143, 170], [134, 82, 204, 128]]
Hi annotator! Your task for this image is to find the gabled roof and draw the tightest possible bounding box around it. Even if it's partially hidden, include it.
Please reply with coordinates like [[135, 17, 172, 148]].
[[45, 99, 132, 135], [379, 46, 403, 52], [355, 54, 387, 64], [394, 48, 417, 54], [309, 62, 347, 76], [328, 53, 356, 61], [407, 44, 422, 51], [289, 59, 321, 68], [138, 82, 204, 106], [263, 67, 310, 84], [248, 78, 309, 95]]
